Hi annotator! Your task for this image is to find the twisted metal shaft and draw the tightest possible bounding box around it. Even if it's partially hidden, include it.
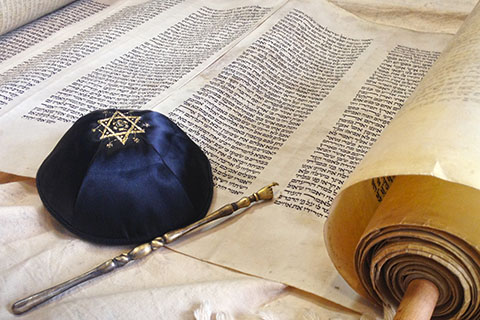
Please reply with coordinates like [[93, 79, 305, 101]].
[[11, 182, 278, 315]]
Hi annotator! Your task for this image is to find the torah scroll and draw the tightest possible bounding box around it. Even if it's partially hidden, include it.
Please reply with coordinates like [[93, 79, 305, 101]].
[[325, 2, 480, 319]]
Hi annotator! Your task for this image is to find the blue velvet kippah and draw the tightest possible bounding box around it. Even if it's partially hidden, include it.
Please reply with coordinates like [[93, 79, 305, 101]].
[[37, 109, 213, 245]]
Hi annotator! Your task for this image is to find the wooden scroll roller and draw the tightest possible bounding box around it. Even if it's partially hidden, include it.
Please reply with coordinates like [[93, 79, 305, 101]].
[[394, 279, 439, 320]]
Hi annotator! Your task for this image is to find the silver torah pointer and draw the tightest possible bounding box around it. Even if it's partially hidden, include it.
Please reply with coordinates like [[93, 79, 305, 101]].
[[12, 182, 278, 315]]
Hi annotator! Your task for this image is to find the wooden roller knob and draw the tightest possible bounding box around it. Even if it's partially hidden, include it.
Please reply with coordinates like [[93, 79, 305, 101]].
[[394, 279, 439, 320]]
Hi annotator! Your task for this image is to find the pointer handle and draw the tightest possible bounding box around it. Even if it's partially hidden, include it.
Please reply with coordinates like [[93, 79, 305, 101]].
[[12, 239, 164, 314], [12, 259, 121, 314], [12, 183, 278, 315]]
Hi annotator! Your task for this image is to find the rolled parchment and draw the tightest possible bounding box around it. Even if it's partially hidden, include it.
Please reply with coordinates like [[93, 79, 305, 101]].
[[356, 176, 480, 318], [325, 2, 480, 318]]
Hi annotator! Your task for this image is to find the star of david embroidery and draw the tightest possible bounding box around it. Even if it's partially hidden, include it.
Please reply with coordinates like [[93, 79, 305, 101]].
[[95, 111, 145, 146]]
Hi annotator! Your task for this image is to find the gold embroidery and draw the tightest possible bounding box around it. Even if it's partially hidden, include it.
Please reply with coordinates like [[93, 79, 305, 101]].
[[95, 111, 145, 145]]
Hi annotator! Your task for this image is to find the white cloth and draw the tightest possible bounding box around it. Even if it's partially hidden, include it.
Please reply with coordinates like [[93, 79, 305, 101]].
[[0, 180, 363, 319]]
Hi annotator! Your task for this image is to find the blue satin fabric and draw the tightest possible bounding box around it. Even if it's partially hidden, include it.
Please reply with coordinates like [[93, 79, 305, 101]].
[[37, 110, 213, 245]]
